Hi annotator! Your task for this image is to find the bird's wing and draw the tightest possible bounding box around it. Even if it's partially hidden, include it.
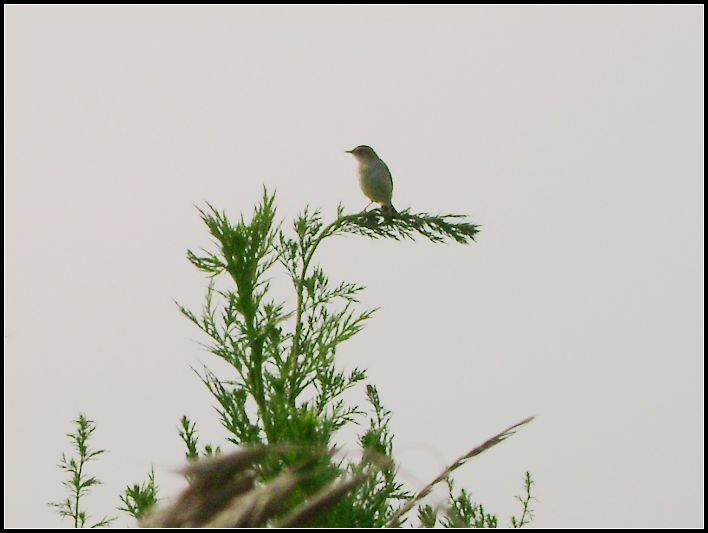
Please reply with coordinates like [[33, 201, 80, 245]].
[[381, 161, 393, 188]]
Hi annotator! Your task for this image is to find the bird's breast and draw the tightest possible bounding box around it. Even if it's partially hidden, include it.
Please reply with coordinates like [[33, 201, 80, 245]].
[[358, 161, 393, 203]]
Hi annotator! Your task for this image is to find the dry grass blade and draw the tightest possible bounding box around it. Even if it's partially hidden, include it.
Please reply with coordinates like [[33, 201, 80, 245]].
[[386, 416, 535, 528], [181, 446, 269, 482], [205, 469, 302, 528], [276, 473, 368, 528], [141, 447, 277, 527], [140, 445, 366, 528], [140, 449, 267, 528]]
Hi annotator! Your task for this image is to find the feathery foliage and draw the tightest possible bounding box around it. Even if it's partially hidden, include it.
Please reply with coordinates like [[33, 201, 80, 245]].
[[178, 415, 221, 462], [52, 189, 533, 527], [48, 414, 115, 528], [118, 469, 158, 520], [172, 190, 523, 526], [335, 205, 479, 244], [511, 471, 536, 528]]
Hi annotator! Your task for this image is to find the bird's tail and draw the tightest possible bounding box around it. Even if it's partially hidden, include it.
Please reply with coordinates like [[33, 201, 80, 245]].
[[383, 203, 397, 217]]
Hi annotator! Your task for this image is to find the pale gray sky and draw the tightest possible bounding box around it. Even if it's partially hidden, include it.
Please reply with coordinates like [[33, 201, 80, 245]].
[[4, 5, 703, 528]]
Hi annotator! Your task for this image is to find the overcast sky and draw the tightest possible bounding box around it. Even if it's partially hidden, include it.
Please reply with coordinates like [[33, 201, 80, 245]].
[[4, 5, 703, 528]]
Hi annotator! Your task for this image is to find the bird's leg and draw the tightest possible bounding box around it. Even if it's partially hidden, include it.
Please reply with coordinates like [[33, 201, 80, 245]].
[[360, 202, 373, 214], [381, 203, 397, 219]]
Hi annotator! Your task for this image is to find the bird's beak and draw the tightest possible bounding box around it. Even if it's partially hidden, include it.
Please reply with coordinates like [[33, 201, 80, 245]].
[[345, 150, 352, 154]]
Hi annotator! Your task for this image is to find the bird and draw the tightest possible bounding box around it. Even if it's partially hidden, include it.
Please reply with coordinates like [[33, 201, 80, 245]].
[[345, 145, 397, 216]]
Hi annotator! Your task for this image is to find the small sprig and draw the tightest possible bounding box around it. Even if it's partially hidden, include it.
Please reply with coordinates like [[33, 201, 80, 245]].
[[511, 471, 535, 528], [118, 468, 158, 520], [178, 414, 222, 461], [48, 414, 115, 528], [179, 415, 200, 461], [442, 477, 498, 528]]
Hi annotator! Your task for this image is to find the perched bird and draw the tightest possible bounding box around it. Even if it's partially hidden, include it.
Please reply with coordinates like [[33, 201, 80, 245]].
[[346, 145, 397, 216]]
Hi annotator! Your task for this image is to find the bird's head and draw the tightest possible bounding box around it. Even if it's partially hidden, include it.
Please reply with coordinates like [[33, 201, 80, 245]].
[[345, 145, 378, 161]]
